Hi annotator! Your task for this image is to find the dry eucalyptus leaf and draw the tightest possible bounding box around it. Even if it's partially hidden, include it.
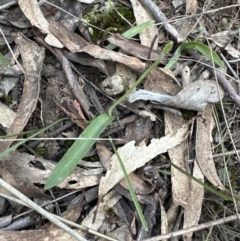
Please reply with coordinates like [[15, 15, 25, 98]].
[[49, 20, 89, 52], [129, 0, 158, 49], [108, 34, 161, 61], [0, 33, 45, 152], [78, 45, 147, 73], [196, 104, 227, 190], [18, 0, 63, 48], [129, 80, 224, 111], [165, 111, 190, 206], [183, 161, 204, 241], [0, 102, 15, 128], [99, 122, 189, 198]]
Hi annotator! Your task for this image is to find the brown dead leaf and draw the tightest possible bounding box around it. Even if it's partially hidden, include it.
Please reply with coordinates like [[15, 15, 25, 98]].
[[196, 104, 226, 190], [49, 20, 88, 52], [108, 34, 161, 61], [144, 67, 181, 95], [124, 116, 152, 144], [119, 173, 153, 195], [0, 33, 44, 152], [99, 122, 189, 198], [78, 45, 147, 73], [186, 0, 198, 14], [165, 111, 190, 206], [18, 0, 63, 48]]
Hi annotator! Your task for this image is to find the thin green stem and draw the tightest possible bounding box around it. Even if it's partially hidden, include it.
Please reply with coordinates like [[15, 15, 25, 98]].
[[108, 41, 173, 116]]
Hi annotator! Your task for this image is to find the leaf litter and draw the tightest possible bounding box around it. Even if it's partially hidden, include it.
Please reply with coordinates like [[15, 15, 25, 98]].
[[0, 0, 240, 241]]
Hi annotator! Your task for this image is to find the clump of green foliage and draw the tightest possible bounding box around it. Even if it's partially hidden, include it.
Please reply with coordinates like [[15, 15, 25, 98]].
[[84, 0, 134, 42]]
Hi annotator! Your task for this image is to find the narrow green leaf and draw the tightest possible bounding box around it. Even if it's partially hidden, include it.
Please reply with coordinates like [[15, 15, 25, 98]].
[[106, 20, 154, 50], [167, 160, 234, 201], [165, 41, 223, 70], [109, 137, 148, 231], [44, 114, 114, 190]]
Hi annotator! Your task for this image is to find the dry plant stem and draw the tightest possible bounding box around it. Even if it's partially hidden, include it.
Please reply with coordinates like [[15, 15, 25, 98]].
[[0, 178, 87, 241], [141, 214, 240, 241], [137, 0, 180, 41]]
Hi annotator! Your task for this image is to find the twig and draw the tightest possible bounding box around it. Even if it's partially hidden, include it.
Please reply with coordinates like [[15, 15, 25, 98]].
[[141, 214, 240, 241]]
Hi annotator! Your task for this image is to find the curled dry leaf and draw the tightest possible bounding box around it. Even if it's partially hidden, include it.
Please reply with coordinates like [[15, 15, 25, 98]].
[[0, 33, 45, 152], [99, 122, 189, 198], [129, 80, 225, 111], [18, 0, 63, 48]]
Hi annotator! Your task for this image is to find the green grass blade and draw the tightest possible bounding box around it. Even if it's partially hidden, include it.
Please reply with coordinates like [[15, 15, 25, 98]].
[[106, 20, 154, 50], [44, 114, 114, 190], [165, 41, 223, 70], [0, 118, 67, 157], [109, 137, 148, 231]]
